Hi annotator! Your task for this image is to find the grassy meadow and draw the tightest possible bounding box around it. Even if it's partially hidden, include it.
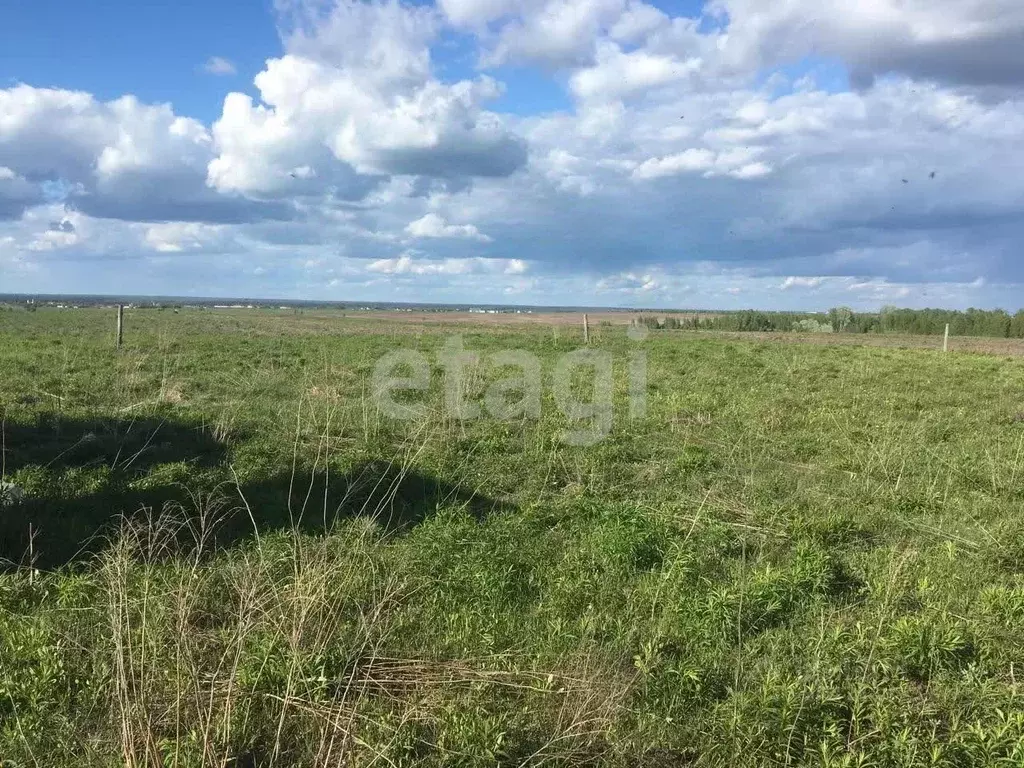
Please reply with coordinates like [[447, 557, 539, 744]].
[[3, 307, 1024, 766]]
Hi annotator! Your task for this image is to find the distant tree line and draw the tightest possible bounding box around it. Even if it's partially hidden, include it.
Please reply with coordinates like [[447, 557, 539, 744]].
[[638, 306, 1024, 338]]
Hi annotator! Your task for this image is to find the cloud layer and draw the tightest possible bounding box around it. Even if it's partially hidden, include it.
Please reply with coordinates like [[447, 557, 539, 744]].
[[2, 0, 1024, 309]]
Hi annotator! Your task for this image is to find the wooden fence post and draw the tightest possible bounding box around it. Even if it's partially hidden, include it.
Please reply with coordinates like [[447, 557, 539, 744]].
[[943, 323, 949, 353], [583, 313, 590, 344], [116, 304, 124, 350]]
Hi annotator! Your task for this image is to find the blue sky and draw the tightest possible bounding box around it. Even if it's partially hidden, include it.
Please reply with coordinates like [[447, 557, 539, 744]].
[[1, 0, 1023, 310], [1, 0, 279, 121]]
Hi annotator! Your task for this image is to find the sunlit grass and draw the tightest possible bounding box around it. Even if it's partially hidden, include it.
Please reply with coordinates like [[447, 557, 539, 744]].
[[2, 307, 1024, 765]]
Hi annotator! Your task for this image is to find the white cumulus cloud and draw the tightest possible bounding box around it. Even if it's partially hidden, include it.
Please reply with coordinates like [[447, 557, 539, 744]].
[[1, 0, 1024, 309], [204, 57, 238, 76], [206, 0, 526, 199], [714, 0, 1024, 88], [780, 276, 825, 290], [405, 213, 492, 241], [367, 251, 526, 276]]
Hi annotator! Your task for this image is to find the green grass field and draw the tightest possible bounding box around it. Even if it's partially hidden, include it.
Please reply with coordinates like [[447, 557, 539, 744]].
[[4, 307, 1024, 767]]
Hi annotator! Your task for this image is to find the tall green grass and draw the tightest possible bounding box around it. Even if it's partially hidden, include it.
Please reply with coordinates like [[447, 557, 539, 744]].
[[2, 308, 1024, 765]]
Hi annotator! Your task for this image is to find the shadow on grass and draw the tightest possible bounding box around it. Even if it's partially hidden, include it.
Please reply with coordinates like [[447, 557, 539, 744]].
[[0, 413, 504, 569]]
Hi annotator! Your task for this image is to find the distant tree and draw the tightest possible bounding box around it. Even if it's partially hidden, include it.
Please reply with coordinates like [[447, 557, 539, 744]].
[[827, 306, 853, 333], [1011, 310, 1024, 339], [675, 305, 1024, 338], [988, 309, 1012, 338], [793, 318, 833, 333]]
